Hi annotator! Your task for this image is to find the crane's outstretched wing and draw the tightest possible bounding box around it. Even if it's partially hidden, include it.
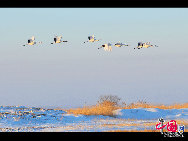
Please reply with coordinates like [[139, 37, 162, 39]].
[[31, 36, 35, 41], [28, 39, 31, 43], [104, 43, 112, 51], [57, 36, 62, 42], [54, 37, 57, 43]]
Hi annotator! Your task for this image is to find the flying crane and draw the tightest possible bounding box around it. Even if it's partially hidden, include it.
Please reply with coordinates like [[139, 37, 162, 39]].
[[23, 36, 42, 46], [114, 42, 129, 47], [134, 42, 158, 49], [51, 35, 68, 44], [84, 35, 100, 43], [98, 43, 112, 51]]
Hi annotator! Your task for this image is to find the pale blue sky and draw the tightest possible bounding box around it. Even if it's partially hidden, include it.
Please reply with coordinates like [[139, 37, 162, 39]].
[[0, 8, 188, 108]]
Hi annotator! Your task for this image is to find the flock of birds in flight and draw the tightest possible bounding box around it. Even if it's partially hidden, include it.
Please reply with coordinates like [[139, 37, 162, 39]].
[[23, 35, 159, 51]]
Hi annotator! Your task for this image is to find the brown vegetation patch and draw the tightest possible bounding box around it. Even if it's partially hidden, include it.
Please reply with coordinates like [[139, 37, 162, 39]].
[[66, 102, 188, 116], [122, 102, 188, 109], [66, 101, 119, 116], [65, 95, 188, 116]]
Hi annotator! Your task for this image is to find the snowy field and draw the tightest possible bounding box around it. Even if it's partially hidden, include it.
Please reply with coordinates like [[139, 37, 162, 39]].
[[0, 106, 187, 132]]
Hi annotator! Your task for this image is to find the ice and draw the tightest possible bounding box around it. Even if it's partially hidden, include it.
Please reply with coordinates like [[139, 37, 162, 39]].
[[144, 108, 158, 112], [0, 106, 187, 132], [114, 108, 188, 120]]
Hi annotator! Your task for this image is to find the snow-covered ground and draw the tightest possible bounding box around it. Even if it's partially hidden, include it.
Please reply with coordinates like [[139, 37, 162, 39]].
[[0, 106, 187, 132]]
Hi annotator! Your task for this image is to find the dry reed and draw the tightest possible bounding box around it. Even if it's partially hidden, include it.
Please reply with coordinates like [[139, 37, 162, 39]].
[[66, 100, 188, 116]]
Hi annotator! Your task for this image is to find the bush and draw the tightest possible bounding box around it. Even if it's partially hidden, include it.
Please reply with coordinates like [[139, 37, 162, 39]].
[[98, 95, 121, 107], [66, 95, 121, 116]]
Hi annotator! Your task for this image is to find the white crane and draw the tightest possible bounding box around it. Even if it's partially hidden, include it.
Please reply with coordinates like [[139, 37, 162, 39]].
[[134, 42, 158, 49], [114, 42, 129, 47], [23, 36, 42, 46], [84, 35, 100, 43], [98, 43, 112, 51], [51, 35, 68, 44]]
